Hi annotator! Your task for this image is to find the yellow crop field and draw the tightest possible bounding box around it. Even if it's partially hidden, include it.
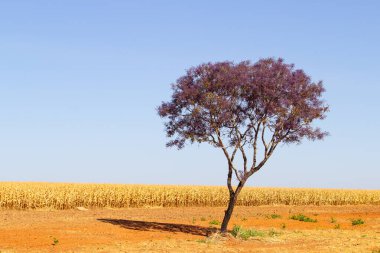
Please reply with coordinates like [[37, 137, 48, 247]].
[[0, 182, 379, 210]]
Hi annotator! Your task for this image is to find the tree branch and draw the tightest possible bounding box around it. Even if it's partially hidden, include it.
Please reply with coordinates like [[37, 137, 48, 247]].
[[261, 122, 268, 154], [252, 141, 278, 174], [252, 122, 261, 169], [216, 129, 242, 182], [209, 134, 218, 146], [239, 146, 248, 173]]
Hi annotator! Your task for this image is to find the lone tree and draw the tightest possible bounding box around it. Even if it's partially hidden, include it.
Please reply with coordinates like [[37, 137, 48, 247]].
[[158, 58, 328, 233]]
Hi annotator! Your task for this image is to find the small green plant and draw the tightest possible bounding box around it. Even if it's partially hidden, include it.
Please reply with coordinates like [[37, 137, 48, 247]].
[[280, 223, 286, 229], [372, 249, 380, 253], [52, 237, 59, 246], [290, 214, 317, 223], [209, 220, 221, 226], [196, 239, 206, 243], [269, 214, 281, 219], [268, 229, 281, 237], [192, 217, 196, 224], [334, 224, 340, 229], [200, 217, 206, 221], [241, 217, 247, 221], [330, 217, 337, 223], [230, 225, 264, 240], [352, 219, 364, 226]]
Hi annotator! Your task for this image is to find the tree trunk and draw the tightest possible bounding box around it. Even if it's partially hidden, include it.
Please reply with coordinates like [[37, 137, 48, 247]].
[[220, 193, 238, 233]]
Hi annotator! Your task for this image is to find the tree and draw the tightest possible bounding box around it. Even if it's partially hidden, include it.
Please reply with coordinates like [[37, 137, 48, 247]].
[[157, 58, 328, 233]]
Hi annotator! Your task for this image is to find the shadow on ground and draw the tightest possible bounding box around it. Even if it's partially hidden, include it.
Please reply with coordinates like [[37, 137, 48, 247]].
[[98, 218, 218, 236]]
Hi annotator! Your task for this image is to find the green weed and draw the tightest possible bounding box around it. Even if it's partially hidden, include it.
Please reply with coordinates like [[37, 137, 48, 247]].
[[268, 214, 281, 219], [209, 220, 221, 226], [352, 219, 364, 226], [290, 214, 317, 223], [52, 237, 59, 246], [230, 225, 265, 240], [268, 229, 281, 237]]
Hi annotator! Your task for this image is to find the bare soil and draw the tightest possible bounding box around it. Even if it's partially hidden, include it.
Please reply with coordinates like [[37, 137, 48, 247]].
[[0, 205, 379, 252]]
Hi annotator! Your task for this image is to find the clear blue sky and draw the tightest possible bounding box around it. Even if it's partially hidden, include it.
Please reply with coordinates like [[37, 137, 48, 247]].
[[0, 1, 379, 189]]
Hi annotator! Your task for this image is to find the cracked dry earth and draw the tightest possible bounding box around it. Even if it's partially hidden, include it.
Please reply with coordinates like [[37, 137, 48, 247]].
[[0, 205, 379, 252]]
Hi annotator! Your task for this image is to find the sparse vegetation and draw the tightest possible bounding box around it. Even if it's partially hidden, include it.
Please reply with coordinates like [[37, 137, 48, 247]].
[[352, 219, 365, 226], [209, 220, 221, 226], [231, 225, 265, 240], [1, 182, 379, 210], [268, 229, 281, 237], [334, 224, 340, 229], [281, 223, 286, 229], [269, 214, 281, 219], [330, 217, 337, 223], [290, 214, 317, 223], [52, 237, 59, 246]]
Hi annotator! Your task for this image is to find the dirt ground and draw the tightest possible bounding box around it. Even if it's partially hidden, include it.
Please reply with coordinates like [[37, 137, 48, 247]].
[[0, 205, 379, 253]]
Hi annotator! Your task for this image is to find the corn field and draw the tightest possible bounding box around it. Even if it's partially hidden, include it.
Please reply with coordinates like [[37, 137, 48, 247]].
[[0, 182, 379, 210]]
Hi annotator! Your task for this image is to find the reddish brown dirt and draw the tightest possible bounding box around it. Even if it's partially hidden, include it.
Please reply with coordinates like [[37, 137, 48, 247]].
[[0, 205, 379, 252]]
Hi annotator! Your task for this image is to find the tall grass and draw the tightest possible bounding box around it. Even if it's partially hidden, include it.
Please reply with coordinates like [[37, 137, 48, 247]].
[[0, 182, 379, 210]]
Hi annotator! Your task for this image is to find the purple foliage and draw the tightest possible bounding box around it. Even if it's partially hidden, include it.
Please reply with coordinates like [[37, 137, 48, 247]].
[[158, 58, 328, 152]]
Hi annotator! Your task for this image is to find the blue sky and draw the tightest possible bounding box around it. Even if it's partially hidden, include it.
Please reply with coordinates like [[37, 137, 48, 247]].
[[0, 1, 379, 189]]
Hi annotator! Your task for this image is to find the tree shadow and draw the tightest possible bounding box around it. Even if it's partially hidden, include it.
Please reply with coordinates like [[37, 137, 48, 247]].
[[98, 218, 218, 236]]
